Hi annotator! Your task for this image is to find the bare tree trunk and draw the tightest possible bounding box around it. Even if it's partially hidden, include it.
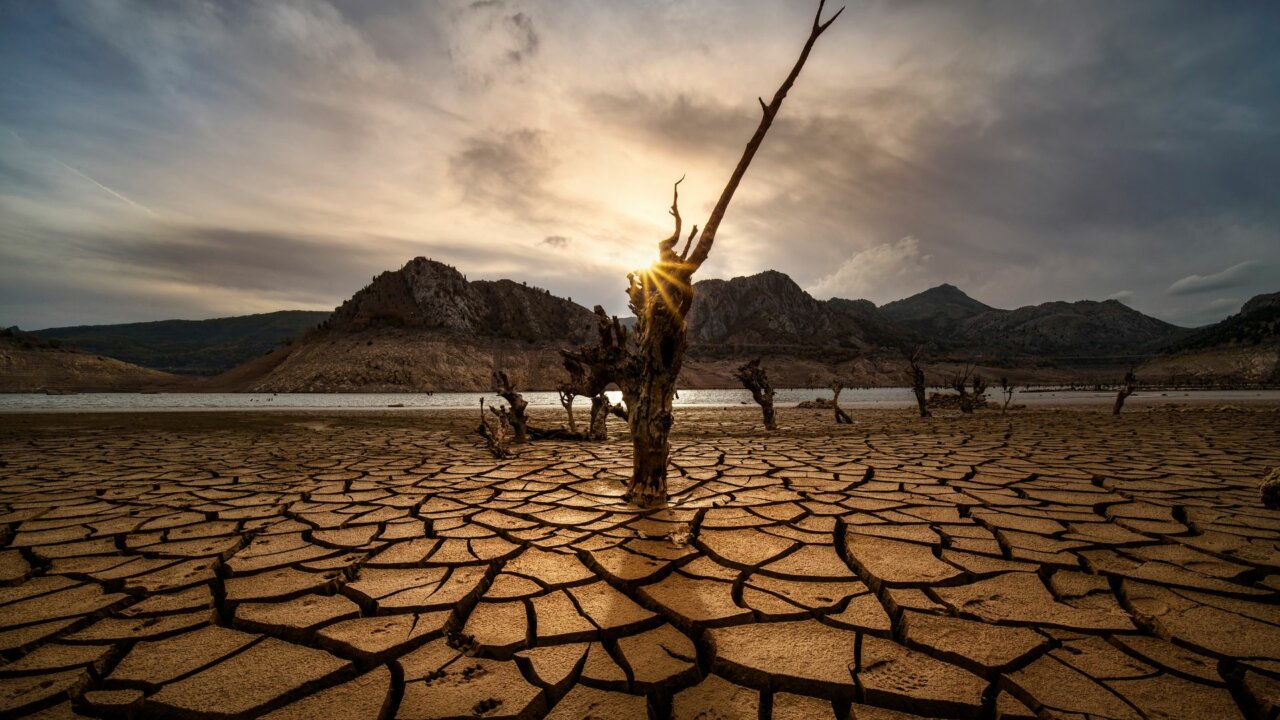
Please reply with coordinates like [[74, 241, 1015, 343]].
[[1113, 369, 1137, 415], [908, 346, 931, 418], [492, 370, 529, 443], [951, 365, 976, 414], [557, 388, 577, 434], [830, 380, 852, 424], [736, 358, 777, 430], [625, 296, 686, 504], [620, 2, 841, 506], [588, 395, 611, 440]]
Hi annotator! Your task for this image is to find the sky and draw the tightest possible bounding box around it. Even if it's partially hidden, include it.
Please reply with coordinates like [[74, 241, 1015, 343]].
[[1, 0, 1277, 330]]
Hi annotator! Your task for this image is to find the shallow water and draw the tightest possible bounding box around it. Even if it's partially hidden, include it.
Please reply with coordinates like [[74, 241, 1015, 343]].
[[2, 388, 1277, 413]]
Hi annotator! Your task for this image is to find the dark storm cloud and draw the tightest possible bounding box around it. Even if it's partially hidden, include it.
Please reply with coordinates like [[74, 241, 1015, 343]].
[[1, 0, 1277, 328], [88, 227, 424, 302], [584, 2, 1280, 318]]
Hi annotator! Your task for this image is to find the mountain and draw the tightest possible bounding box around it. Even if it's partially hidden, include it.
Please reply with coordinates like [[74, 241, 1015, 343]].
[[0, 327, 181, 392], [1173, 292, 1280, 350], [33, 310, 328, 376], [880, 284, 993, 338], [326, 257, 597, 343], [226, 258, 600, 392], [21, 255, 1269, 391], [687, 270, 909, 354], [1138, 292, 1280, 384], [882, 285, 1188, 360]]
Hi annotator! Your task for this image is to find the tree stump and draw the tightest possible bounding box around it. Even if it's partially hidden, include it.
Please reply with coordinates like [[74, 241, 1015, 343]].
[[907, 346, 931, 418], [1113, 369, 1137, 415]]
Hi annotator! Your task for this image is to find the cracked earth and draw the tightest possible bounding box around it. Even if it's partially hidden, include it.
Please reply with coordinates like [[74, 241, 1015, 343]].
[[0, 407, 1278, 719]]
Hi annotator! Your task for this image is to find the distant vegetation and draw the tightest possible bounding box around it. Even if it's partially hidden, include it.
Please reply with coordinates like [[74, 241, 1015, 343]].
[[2, 325, 67, 350], [33, 310, 330, 376]]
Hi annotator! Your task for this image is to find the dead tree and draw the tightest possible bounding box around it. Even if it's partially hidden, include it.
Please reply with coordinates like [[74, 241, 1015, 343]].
[[950, 365, 978, 414], [735, 358, 777, 430], [560, 308, 631, 442], [619, 2, 841, 505], [491, 370, 529, 443], [999, 376, 1015, 415], [1113, 368, 1137, 415], [476, 399, 510, 459], [557, 387, 577, 434], [830, 380, 853, 424], [972, 373, 988, 406], [907, 346, 930, 418], [557, 2, 841, 505]]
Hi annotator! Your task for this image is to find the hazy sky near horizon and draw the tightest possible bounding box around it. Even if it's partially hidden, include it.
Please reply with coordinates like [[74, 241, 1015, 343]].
[[2, 0, 1277, 330]]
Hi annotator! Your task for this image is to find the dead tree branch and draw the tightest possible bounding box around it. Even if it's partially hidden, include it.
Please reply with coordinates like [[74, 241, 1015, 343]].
[[476, 398, 511, 459]]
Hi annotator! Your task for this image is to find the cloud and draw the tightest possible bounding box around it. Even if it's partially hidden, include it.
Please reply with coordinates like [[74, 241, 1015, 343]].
[[1167, 261, 1261, 295], [447, 1, 541, 86], [1, 1, 1278, 327], [540, 235, 570, 249], [448, 129, 554, 220], [806, 237, 932, 302], [1106, 290, 1134, 304]]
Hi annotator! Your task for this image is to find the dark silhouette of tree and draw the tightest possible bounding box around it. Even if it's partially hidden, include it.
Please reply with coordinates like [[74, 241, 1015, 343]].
[[558, 1, 842, 506], [830, 379, 853, 423], [907, 346, 930, 418], [999, 376, 1016, 415], [950, 365, 986, 414], [1113, 368, 1137, 415], [736, 358, 777, 430]]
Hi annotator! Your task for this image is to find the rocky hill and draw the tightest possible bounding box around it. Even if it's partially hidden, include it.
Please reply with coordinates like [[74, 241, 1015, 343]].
[[33, 310, 328, 376], [1138, 292, 1280, 384], [880, 284, 993, 339], [1172, 292, 1279, 351], [230, 258, 600, 392], [0, 327, 182, 392], [687, 271, 910, 357], [19, 255, 1274, 391], [882, 285, 1187, 359], [326, 258, 598, 344]]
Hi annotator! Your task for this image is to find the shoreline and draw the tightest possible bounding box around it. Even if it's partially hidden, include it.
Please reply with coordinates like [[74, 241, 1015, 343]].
[[2, 387, 1279, 414]]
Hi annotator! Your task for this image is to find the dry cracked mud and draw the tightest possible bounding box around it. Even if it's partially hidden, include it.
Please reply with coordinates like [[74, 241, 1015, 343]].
[[0, 406, 1278, 719]]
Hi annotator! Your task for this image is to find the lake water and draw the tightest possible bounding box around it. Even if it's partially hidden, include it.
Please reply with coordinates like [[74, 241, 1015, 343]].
[[1, 388, 1276, 413]]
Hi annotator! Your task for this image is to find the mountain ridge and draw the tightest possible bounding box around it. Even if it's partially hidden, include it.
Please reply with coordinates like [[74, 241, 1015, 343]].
[[10, 258, 1276, 391]]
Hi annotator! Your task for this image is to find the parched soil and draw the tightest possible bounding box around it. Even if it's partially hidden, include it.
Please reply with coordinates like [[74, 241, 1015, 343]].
[[1, 406, 1278, 719]]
